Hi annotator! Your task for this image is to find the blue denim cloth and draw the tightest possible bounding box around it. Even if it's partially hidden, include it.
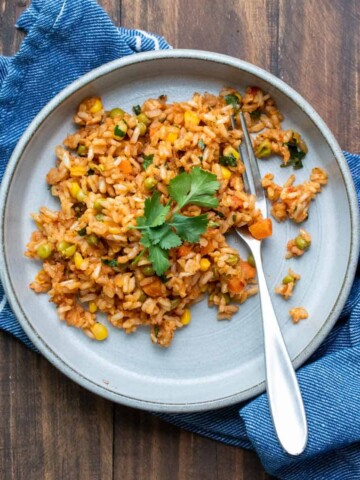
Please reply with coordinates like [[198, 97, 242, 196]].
[[0, 1, 359, 479]]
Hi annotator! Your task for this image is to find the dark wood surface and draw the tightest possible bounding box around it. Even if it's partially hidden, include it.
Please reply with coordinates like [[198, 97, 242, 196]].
[[0, 1, 359, 479]]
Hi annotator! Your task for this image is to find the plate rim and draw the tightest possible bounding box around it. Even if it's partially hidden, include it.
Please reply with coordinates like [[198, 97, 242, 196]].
[[0, 49, 359, 412]]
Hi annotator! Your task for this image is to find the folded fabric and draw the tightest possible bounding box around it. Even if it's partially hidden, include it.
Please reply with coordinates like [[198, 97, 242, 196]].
[[0, 1, 359, 479]]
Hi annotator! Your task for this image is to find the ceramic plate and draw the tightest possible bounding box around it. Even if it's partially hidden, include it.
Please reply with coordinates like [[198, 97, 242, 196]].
[[0, 50, 358, 412]]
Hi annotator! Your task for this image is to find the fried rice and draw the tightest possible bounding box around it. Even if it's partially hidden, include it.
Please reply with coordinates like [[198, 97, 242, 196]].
[[25, 87, 326, 346]]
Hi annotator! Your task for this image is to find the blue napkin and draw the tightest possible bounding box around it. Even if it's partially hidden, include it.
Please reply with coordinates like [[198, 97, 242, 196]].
[[0, 1, 359, 479]]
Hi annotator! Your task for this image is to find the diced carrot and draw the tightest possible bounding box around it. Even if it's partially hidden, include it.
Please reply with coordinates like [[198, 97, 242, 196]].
[[228, 277, 245, 294], [232, 197, 243, 209], [200, 240, 215, 255], [178, 244, 192, 257], [248, 218, 272, 240], [142, 279, 166, 297], [119, 158, 133, 174], [240, 261, 256, 279]]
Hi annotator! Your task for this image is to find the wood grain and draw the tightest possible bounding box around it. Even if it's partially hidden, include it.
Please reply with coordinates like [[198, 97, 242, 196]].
[[0, 334, 113, 480], [1, 0, 359, 479]]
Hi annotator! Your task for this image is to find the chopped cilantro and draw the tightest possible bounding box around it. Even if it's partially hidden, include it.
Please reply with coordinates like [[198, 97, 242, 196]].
[[282, 138, 306, 170], [142, 154, 154, 170], [77, 227, 87, 236], [219, 154, 237, 167], [101, 258, 119, 268], [133, 105, 141, 115], [225, 94, 241, 109]]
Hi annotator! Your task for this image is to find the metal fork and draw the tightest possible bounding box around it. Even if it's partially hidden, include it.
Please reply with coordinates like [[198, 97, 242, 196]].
[[233, 112, 308, 456]]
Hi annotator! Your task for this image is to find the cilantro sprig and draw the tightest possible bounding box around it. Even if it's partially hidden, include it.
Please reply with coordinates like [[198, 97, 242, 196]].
[[132, 167, 220, 275], [281, 137, 306, 170]]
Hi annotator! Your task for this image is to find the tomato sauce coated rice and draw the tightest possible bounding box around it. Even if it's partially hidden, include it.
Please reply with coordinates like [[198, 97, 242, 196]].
[[26, 87, 327, 346]]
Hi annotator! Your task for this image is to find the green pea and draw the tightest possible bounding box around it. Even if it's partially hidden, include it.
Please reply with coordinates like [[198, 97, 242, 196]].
[[109, 108, 125, 119], [93, 198, 104, 212], [295, 236, 310, 250], [77, 144, 88, 156], [226, 254, 239, 266], [95, 214, 104, 222], [144, 177, 157, 190], [137, 122, 147, 135], [137, 113, 150, 126], [142, 265, 155, 276], [247, 254, 256, 268], [255, 140, 272, 158], [37, 243, 53, 259], [223, 293, 231, 304], [139, 293, 147, 302], [86, 234, 99, 246], [57, 241, 71, 253], [282, 275, 295, 285], [114, 120, 128, 138]]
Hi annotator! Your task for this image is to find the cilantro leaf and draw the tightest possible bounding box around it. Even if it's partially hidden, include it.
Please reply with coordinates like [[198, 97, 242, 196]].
[[225, 94, 240, 109], [170, 213, 209, 243], [101, 258, 119, 268], [143, 192, 170, 227], [282, 139, 306, 170], [148, 244, 169, 276], [133, 105, 141, 115], [140, 230, 152, 248], [142, 154, 154, 170], [148, 224, 182, 250], [219, 154, 237, 167], [168, 167, 220, 209]]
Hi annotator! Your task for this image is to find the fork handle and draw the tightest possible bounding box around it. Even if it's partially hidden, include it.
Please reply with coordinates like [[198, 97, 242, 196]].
[[252, 244, 308, 455]]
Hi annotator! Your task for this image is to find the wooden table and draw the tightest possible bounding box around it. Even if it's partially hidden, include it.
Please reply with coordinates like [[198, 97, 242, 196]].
[[0, 1, 358, 479]]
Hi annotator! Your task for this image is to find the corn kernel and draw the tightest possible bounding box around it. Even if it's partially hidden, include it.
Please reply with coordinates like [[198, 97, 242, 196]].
[[90, 322, 108, 341], [220, 166, 231, 180], [89, 98, 103, 114], [76, 189, 86, 202], [166, 131, 179, 144], [89, 162, 105, 173], [255, 140, 272, 158], [70, 166, 87, 177], [184, 110, 200, 128], [89, 302, 97, 313], [108, 226, 121, 234], [64, 245, 76, 257], [223, 146, 240, 160], [181, 309, 191, 325], [69, 182, 81, 199], [74, 252, 84, 269], [199, 258, 211, 272]]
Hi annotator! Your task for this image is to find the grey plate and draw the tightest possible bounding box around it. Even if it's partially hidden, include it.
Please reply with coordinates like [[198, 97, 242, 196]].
[[0, 50, 358, 412]]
